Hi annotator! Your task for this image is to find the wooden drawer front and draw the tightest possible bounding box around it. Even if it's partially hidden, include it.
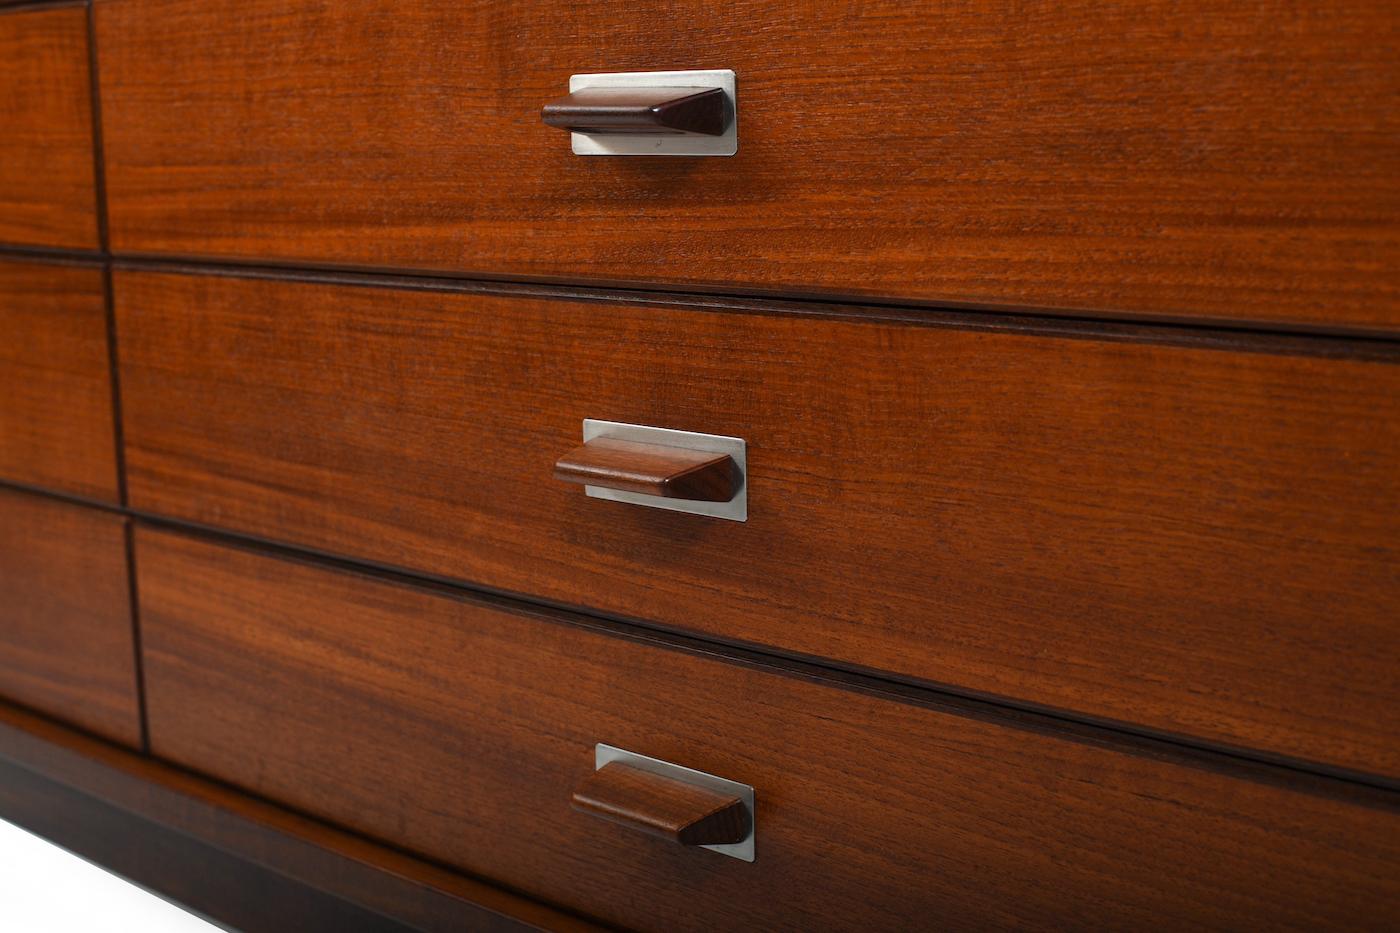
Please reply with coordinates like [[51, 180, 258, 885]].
[[115, 271, 1400, 779], [0, 260, 117, 501], [95, 1, 1399, 333], [0, 490, 139, 747], [0, 5, 97, 249], [136, 529, 1400, 931]]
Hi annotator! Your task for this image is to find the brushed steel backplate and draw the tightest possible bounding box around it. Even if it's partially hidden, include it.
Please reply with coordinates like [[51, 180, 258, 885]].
[[580, 420, 747, 521], [595, 744, 756, 862], [567, 69, 738, 157]]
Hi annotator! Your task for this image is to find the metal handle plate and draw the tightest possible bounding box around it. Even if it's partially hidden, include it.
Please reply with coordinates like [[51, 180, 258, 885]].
[[546, 70, 738, 157], [580, 744, 756, 862]]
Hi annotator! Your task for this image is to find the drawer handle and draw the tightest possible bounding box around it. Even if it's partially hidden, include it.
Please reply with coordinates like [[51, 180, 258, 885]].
[[573, 762, 749, 844], [558, 420, 748, 522], [542, 86, 729, 137], [573, 745, 756, 861], [554, 436, 739, 502], [542, 70, 737, 157]]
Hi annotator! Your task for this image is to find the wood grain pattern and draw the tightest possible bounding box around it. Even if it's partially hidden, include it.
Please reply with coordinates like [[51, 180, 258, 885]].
[[0, 488, 138, 747], [114, 271, 1400, 779], [0, 701, 604, 933], [572, 762, 750, 846], [0, 4, 97, 249], [136, 528, 1400, 932], [94, 0, 1400, 333], [555, 437, 738, 501], [0, 259, 117, 500]]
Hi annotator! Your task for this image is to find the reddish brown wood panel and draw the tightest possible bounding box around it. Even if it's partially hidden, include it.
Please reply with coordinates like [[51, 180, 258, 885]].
[[0, 5, 98, 249], [136, 528, 1400, 932], [0, 260, 118, 500], [94, 0, 1400, 333], [114, 271, 1400, 779], [0, 489, 139, 747]]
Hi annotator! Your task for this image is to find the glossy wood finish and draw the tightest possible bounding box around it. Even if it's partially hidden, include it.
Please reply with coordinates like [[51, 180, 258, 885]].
[[115, 271, 1400, 779], [136, 528, 1400, 932], [0, 700, 602, 933], [0, 489, 139, 747], [572, 763, 749, 846], [0, 4, 97, 249], [95, 0, 1400, 333], [555, 438, 738, 501], [0, 260, 118, 500]]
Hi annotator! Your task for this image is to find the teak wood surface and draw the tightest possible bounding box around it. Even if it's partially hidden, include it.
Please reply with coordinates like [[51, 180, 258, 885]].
[[0, 488, 139, 748], [0, 260, 118, 501], [94, 0, 1400, 333], [115, 270, 1400, 779], [0, 4, 97, 249], [135, 528, 1400, 932]]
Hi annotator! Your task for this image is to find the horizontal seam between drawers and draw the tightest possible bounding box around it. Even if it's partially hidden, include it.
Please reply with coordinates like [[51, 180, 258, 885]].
[[4, 241, 1399, 357], [0, 242, 103, 266], [111, 254, 1400, 359]]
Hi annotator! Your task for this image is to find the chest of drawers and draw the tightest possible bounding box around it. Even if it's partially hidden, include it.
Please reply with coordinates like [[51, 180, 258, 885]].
[[0, 1, 1397, 930]]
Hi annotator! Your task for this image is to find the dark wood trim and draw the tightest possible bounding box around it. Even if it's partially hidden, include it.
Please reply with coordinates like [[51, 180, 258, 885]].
[[0, 701, 607, 932], [0, 1, 87, 15], [97, 254, 1400, 358], [89, 0, 140, 753], [109, 254, 1400, 357], [83, 0, 110, 256], [86, 0, 130, 500], [0, 760, 415, 933], [122, 519, 148, 751], [2, 475, 1399, 799], [0, 242, 1393, 356], [0, 476, 127, 516], [99, 263, 126, 503], [0, 242, 103, 265]]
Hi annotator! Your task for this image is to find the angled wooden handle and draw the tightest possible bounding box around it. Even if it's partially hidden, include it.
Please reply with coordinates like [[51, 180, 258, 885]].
[[542, 86, 729, 136], [572, 762, 751, 846], [554, 436, 739, 502]]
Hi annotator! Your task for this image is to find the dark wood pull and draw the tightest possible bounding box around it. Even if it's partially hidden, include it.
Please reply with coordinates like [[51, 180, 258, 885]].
[[572, 762, 751, 846], [554, 436, 739, 502], [541, 86, 729, 136]]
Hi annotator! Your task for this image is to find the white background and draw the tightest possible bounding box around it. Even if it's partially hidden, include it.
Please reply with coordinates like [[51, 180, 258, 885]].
[[0, 818, 216, 932]]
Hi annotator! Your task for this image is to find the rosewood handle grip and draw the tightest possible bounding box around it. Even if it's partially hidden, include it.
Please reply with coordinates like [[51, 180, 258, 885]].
[[554, 436, 739, 502], [541, 86, 730, 136], [572, 762, 751, 846]]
